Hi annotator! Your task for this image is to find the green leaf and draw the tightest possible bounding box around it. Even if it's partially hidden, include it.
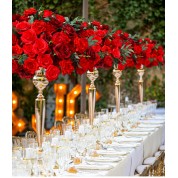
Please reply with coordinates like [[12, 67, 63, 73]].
[[44, 17, 50, 21], [28, 15, 34, 24]]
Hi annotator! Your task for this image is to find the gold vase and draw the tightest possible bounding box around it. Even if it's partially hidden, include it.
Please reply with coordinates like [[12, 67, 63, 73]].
[[113, 65, 122, 113], [33, 67, 49, 151], [87, 68, 99, 125], [137, 65, 144, 103]]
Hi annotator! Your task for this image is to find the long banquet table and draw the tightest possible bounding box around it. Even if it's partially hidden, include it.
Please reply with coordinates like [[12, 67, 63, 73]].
[[106, 117, 165, 176], [63, 109, 165, 176], [12, 108, 165, 177]]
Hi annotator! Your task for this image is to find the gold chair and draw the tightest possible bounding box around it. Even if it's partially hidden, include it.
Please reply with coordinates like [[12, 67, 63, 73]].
[[135, 165, 150, 176]]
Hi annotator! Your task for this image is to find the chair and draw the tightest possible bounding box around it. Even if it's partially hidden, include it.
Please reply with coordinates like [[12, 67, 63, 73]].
[[158, 144, 165, 176], [134, 165, 150, 176], [143, 156, 159, 176]]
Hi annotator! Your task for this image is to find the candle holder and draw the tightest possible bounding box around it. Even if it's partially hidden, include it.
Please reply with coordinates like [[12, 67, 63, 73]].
[[137, 65, 145, 103], [87, 68, 99, 125], [33, 67, 48, 151], [113, 65, 122, 113]]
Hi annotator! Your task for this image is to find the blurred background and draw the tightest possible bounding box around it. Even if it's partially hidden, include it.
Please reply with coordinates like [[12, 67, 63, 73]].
[[12, 0, 165, 135]]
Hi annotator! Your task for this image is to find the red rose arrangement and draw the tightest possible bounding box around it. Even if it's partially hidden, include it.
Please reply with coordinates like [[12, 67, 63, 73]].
[[12, 8, 164, 81]]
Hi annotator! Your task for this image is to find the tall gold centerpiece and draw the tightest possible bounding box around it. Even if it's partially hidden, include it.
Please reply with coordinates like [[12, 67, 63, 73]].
[[137, 65, 145, 103], [33, 67, 49, 151], [87, 68, 99, 125], [113, 65, 122, 113]]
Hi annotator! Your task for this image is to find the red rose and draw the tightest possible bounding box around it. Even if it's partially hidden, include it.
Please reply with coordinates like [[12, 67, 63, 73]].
[[92, 36, 102, 45], [37, 54, 53, 68], [19, 15, 29, 22], [111, 38, 122, 48], [18, 65, 34, 79], [91, 20, 101, 27], [23, 8, 37, 16], [74, 37, 88, 53], [12, 45, 23, 55], [12, 21, 18, 28], [126, 58, 134, 67], [16, 21, 31, 33], [43, 10, 53, 18], [86, 47, 96, 60], [157, 56, 164, 63], [122, 32, 129, 39], [118, 63, 126, 70], [12, 14, 21, 22], [12, 60, 19, 73], [23, 58, 39, 74], [52, 32, 70, 45], [12, 34, 18, 45], [53, 44, 71, 59], [95, 30, 107, 38], [76, 57, 91, 75], [46, 22, 57, 35], [104, 38, 111, 46], [46, 65, 60, 81], [21, 29, 37, 44], [103, 55, 113, 69], [33, 38, 48, 54], [150, 60, 158, 67], [101, 45, 111, 53], [31, 20, 46, 35], [101, 24, 109, 30], [144, 59, 151, 67], [92, 45, 101, 53], [134, 45, 142, 55], [81, 22, 88, 28], [55, 14, 66, 23], [112, 48, 121, 59], [23, 44, 36, 57], [62, 24, 76, 38], [59, 59, 74, 75]]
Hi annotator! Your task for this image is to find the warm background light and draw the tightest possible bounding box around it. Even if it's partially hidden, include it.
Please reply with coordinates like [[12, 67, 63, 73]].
[[12, 92, 26, 135], [59, 99, 63, 103], [54, 84, 67, 121], [70, 100, 74, 103], [66, 84, 101, 118]]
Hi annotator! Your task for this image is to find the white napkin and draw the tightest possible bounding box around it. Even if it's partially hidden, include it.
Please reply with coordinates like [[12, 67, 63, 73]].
[[85, 156, 121, 162]]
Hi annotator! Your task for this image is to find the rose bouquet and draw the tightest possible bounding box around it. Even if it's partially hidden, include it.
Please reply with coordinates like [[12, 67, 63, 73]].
[[12, 8, 117, 81], [12, 8, 164, 82]]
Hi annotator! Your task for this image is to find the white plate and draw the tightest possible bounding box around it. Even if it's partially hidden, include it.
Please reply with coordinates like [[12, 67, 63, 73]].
[[96, 150, 128, 156], [138, 124, 162, 128], [75, 164, 113, 170], [104, 142, 139, 148], [114, 136, 143, 142], [139, 120, 164, 124], [85, 156, 121, 162], [123, 131, 149, 136], [130, 128, 155, 132]]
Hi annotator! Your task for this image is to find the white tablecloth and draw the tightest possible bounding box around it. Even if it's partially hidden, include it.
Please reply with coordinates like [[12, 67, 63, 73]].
[[106, 113, 165, 176]]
